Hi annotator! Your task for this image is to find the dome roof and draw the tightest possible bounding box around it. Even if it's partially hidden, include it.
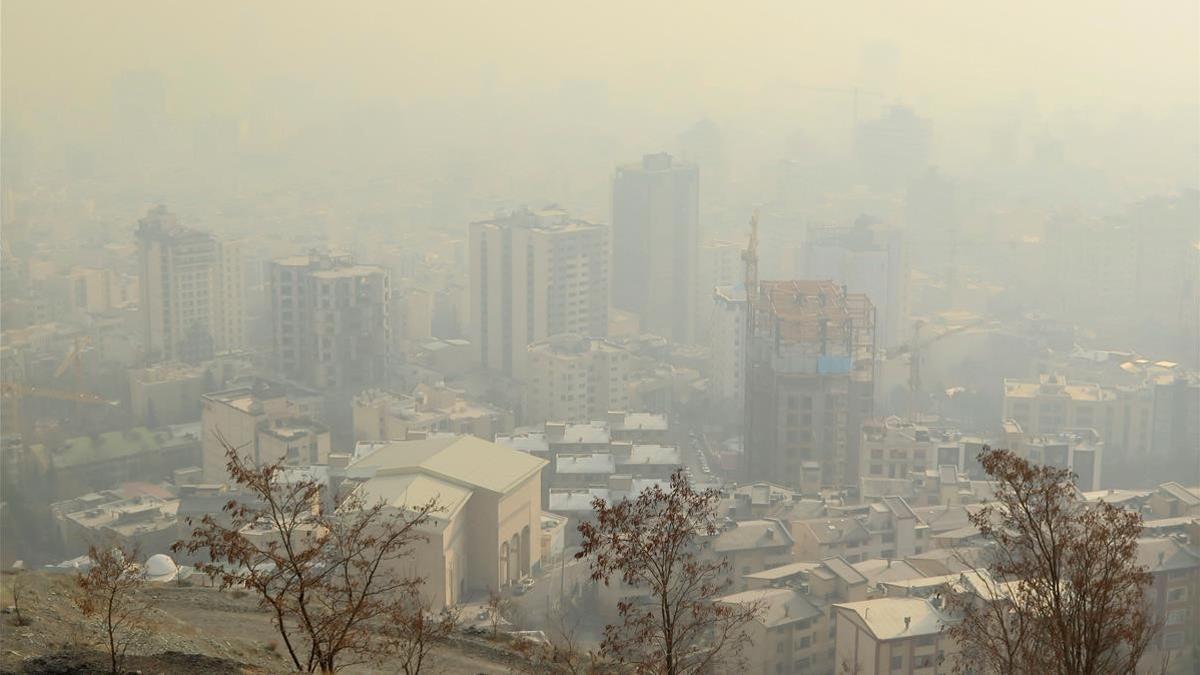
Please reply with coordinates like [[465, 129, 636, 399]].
[[144, 553, 178, 582]]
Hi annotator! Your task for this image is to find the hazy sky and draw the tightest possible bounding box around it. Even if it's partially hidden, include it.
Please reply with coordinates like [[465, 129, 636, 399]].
[[6, 1, 1196, 125]]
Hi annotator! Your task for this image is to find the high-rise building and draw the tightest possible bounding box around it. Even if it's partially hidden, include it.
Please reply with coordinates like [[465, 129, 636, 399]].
[[797, 218, 907, 350], [268, 251, 390, 392], [709, 284, 746, 413], [470, 207, 609, 379], [744, 280, 876, 488], [523, 334, 632, 425], [612, 153, 699, 343], [136, 206, 244, 364], [696, 239, 744, 345]]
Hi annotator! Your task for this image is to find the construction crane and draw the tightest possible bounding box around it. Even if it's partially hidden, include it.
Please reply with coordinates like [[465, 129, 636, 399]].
[[53, 335, 91, 388], [0, 381, 117, 439], [895, 318, 998, 419]]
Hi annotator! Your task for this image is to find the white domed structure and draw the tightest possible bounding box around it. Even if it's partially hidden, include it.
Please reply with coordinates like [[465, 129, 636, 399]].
[[144, 553, 178, 583]]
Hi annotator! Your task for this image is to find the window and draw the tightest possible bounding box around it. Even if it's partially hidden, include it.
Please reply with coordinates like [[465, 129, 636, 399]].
[[916, 636, 935, 647], [1167, 587, 1188, 603], [1166, 609, 1187, 625], [914, 655, 933, 668], [798, 636, 810, 649], [891, 655, 903, 671], [1164, 632, 1184, 649]]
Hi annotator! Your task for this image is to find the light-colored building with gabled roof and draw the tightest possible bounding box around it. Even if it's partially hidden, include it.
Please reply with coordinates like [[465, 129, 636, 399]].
[[344, 434, 546, 609], [834, 596, 957, 675]]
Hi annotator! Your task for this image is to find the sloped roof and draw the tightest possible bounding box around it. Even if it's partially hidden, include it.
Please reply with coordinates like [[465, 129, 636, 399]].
[[355, 473, 472, 521], [801, 516, 870, 544], [852, 558, 925, 587], [714, 519, 792, 553], [349, 435, 546, 494], [835, 597, 949, 639], [1159, 482, 1200, 506], [1137, 537, 1200, 573], [718, 588, 822, 628], [821, 556, 868, 585]]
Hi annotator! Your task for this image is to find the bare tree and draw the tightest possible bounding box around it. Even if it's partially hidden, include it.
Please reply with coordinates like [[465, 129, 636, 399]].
[[173, 437, 440, 673], [73, 543, 147, 674], [384, 589, 459, 675], [484, 589, 514, 640], [9, 565, 31, 627], [575, 468, 761, 675], [946, 447, 1158, 675], [511, 604, 602, 675]]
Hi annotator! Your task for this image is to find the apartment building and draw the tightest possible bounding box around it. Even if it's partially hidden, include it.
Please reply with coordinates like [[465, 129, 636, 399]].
[[351, 385, 513, 443], [792, 497, 928, 563], [710, 284, 747, 414], [1139, 536, 1200, 671], [136, 206, 244, 363], [796, 219, 908, 350], [269, 251, 390, 392], [696, 240, 744, 345], [523, 334, 631, 424], [860, 420, 942, 482], [200, 377, 325, 481], [470, 207, 608, 378], [745, 281, 875, 487], [834, 596, 955, 675], [612, 153, 699, 343], [712, 518, 795, 590], [1003, 373, 1153, 455]]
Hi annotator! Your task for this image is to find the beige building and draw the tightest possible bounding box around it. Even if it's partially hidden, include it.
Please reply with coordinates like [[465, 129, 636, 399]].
[[717, 587, 825, 675], [470, 207, 609, 378], [834, 596, 955, 674], [861, 420, 942, 482], [136, 206, 245, 363], [1003, 373, 1153, 454], [711, 518, 794, 591], [352, 385, 513, 443], [523, 334, 632, 424], [344, 435, 546, 609], [200, 378, 324, 481], [792, 497, 928, 563], [129, 362, 208, 426], [269, 252, 390, 392]]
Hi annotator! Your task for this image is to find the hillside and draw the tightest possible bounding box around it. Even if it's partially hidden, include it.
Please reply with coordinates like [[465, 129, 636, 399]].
[[0, 571, 512, 674]]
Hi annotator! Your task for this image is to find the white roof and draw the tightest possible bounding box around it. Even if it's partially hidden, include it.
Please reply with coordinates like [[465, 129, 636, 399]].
[[556, 453, 616, 474], [626, 444, 682, 466], [495, 433, 550, 455], [836, 597, 948, 639]]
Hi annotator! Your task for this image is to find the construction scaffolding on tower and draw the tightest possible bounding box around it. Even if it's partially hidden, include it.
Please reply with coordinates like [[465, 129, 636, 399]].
[[744, 279, 876, 492]]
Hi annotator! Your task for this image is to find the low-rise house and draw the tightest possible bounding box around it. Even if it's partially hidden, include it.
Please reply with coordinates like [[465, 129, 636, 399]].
[[1149, 482, 1200, 519], [793, 497, 928, 563], [834, 596, 957, 675], [716, 588, 824, 675], [711, 519, 794, 590]]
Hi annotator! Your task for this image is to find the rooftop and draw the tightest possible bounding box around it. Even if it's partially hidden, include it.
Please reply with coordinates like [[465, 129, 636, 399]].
[[835, 597, 950, 640], [718, 588, 822, 628], [348, 435, 546, 495], [624, 444, 682, 467], [44, 427, 196, 469], [556, 453, 616, 475], [713, 519, 793, 553]]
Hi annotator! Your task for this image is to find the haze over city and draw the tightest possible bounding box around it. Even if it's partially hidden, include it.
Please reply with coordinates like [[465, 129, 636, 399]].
[[1, 2, 1198, 674]]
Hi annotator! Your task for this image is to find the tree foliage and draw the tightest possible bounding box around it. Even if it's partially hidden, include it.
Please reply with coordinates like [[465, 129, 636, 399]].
[[947, 447, 1158, 674], [173, 436, 440, 673], [74, 543, 147, 675], [384, 589, 459, 675], [576, 468, 761, 675]]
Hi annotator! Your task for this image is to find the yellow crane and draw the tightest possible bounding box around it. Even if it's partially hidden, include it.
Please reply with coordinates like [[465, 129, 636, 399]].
[[896, 318, 998, 419], [53, 335, 91, 387], [0, 381, 117, 439]]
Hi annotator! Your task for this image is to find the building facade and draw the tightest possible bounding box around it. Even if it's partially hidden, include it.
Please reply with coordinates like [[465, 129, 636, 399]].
[[470, 207, 609, 378], [745, 281, 876, 488], [269, 251, 390, 392], [136, 206, 244, 363], [612, 153, 699, 343], [523, 334, 632, 424]]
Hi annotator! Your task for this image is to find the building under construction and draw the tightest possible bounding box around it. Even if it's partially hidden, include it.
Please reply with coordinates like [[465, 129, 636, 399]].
[[743, 280, 876, 491]]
